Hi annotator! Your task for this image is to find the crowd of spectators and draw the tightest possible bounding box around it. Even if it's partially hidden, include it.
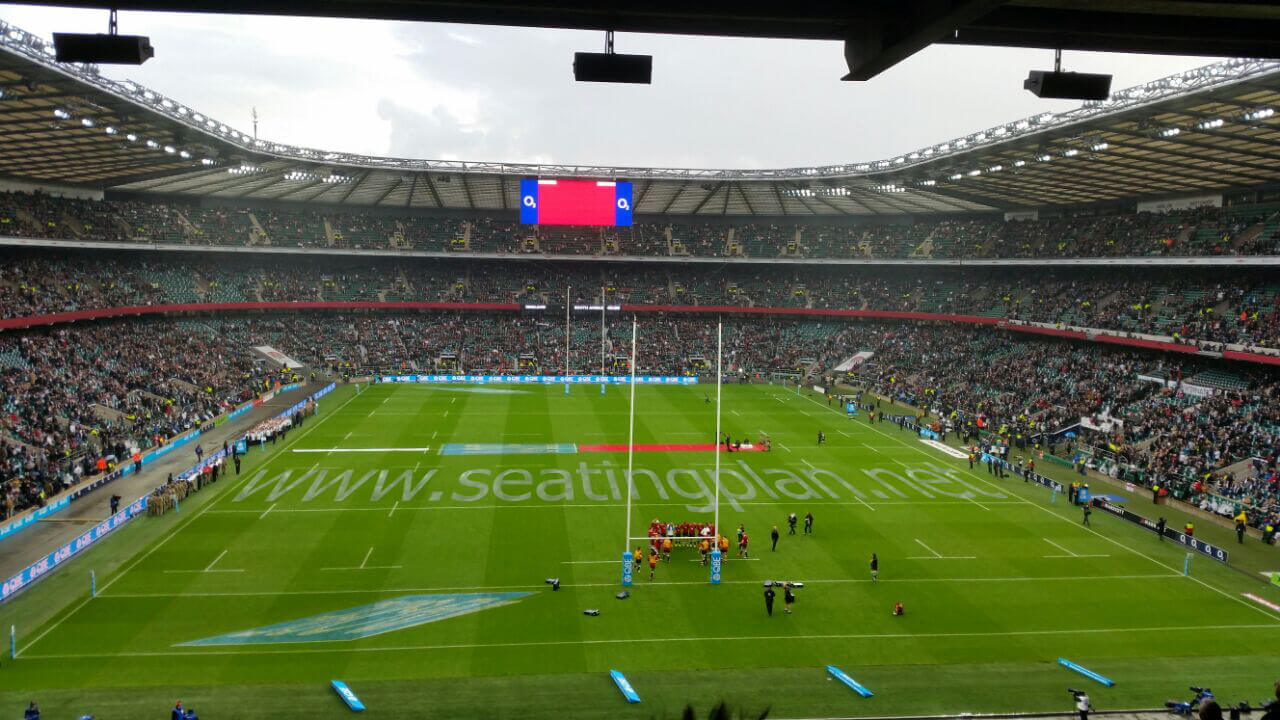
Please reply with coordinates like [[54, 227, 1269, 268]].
[[4, 250, 1279, 350], [2, 305, 1277, 531], [4, 189, 1280, 259], [836, 324, 1279, 531], [1, 317, 272, 517]]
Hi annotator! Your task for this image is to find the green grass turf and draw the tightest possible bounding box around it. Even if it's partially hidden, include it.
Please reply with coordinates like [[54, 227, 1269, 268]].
[[4, 381, 1280, 719]]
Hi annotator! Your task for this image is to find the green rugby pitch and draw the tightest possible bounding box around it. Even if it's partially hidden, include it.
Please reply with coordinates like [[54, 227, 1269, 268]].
[[4, 381, 1280, 719]]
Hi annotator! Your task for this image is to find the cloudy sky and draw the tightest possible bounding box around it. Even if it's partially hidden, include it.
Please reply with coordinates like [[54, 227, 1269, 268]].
[[0, 5, 1225, 169]]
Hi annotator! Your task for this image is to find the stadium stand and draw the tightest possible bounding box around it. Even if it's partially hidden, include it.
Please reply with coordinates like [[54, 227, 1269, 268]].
[[2, 242, 1279, 533], [7, 191, 1280, 260], [4, 251, 1280, 350], [3, 308, 1276, 531]]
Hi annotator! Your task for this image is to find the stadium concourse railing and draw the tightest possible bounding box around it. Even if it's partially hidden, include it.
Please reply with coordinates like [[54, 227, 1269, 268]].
[[2, 299, 1277, 367]]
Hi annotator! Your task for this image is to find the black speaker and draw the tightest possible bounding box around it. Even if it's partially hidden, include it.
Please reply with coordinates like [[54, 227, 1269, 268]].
[[53, 33, 154, 65], [573, 52, 652, 84], [1024, 70, 1111, 100]]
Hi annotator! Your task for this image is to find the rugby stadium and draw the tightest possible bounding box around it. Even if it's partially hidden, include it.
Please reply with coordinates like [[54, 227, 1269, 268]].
[[1, 3, 1280, 719]]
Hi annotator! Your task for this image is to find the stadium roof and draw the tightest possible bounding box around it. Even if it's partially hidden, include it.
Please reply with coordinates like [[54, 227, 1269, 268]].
[[8, 1, 1280, 82], [0, 20, 1278, 215]]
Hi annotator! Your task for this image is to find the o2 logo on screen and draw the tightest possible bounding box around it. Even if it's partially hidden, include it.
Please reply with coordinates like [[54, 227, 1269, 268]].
[[520, 178, 633, 227]]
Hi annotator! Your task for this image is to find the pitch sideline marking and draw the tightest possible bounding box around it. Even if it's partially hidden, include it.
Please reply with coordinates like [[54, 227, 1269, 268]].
[[161, 549, 246, 575], [786, 389, 1280, 624], [321, 546, 403, 572], [16, 384, 366, 657], [1043, 538, 1078, 557], [910, 538, 974, 560], [205, 549, 228, 572]]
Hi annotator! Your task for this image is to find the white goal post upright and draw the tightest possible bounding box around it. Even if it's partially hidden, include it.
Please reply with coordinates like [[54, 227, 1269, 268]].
[[710, 320, 723, 585], [618, 318, 724, 586], [621, 316, 638, 586], [600, 285, 607, 395], [564, 286, 571, 395], [713, 319, 722, 540]]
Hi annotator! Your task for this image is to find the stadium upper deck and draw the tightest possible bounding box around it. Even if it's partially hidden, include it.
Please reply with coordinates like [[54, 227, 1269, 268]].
[[2, 189, 1280, 261], [0, 20, 1278, 215]]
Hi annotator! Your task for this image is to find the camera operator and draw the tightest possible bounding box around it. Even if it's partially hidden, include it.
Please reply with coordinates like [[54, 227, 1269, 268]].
[[1071, 689, 1091, 720], [1261, 679, 1280, 720]]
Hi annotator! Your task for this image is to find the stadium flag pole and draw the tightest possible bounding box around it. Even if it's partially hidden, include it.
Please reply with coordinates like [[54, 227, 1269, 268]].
[[9, 625, 14, 660], [624, 317, 638, 563]]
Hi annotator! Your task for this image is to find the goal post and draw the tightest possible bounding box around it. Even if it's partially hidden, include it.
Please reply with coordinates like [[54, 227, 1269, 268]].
[[619, 318, 725, 587]]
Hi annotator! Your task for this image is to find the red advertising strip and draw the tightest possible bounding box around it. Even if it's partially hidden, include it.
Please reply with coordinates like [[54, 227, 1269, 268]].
[[1222, 350, 1280, 366], [624, 305, 1003, 325], [578, 443, 766, 453], [1090, 333, 1202, 354], [999, 324, 1088, 340]]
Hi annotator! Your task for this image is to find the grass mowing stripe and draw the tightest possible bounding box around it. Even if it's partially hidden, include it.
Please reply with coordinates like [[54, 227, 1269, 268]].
[[790, 389, 1280, 625], [200, 499, 1029, 514], [95, 572, 1183, 598], [21, 622, 1280, 660], [15, 385, 364, 657]]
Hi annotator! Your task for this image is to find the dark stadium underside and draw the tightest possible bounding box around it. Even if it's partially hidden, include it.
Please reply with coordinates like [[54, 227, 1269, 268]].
[[9, 0, 1280, 81]]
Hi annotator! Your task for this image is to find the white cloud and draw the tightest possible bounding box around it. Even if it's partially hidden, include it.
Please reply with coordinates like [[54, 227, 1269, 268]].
[[0, 4, 1228, 168]]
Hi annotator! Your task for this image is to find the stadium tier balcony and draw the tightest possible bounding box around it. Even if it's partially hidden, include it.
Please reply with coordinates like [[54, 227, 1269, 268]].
[[253, 208, 327, 247], [117, 200, 190, 244], [329, 213, 403, 250], [400, 217, 466, 251], [537, 226, 603, 255], [4, 189, 1280, 260], [183, 206, 256, 246]]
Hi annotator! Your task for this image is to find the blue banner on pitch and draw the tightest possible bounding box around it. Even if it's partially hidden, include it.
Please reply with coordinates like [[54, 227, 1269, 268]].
[[826, 665, 873, 697], [610, 670, 641, 703], [1058, 657, 1114, 686], [331, 680, 365, 711], [181, 593, 530, 645]]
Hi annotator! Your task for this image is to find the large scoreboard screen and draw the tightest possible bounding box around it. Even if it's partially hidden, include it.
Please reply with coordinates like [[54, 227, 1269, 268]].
[[520, 178, 633, 227]]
